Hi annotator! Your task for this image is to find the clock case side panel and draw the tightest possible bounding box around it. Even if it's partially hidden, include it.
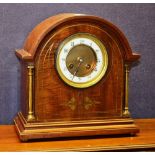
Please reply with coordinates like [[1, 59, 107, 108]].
[[14, 14, 140, 141]]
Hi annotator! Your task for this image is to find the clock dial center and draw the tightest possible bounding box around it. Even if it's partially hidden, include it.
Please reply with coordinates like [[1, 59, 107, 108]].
[[56, 33, 108, 88], [66, 44, 97, 77]]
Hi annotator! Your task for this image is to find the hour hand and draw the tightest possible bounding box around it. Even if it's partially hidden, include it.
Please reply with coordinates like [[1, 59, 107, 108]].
[[72, 57, 83, 80]]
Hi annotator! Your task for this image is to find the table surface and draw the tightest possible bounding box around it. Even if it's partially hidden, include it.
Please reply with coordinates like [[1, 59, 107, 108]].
[[0, 118, 155, 151]]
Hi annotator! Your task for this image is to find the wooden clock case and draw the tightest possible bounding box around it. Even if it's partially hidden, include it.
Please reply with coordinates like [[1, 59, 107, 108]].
[[14, 13, 140, 141]]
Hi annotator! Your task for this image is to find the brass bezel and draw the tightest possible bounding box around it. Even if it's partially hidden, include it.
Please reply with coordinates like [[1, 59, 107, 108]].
[[56, 33, 108, 88]]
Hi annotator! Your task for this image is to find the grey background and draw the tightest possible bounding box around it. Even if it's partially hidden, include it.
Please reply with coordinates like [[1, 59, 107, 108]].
[[0, 4, 155, 124]]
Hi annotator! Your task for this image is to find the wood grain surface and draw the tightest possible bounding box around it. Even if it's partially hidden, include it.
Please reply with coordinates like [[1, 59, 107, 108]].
[[34, 22, 124, 121], [1, 119, 155, 152]]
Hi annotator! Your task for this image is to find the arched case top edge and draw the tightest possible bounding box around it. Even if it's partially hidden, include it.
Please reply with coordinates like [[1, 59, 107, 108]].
[[16, 13, 140, 63]]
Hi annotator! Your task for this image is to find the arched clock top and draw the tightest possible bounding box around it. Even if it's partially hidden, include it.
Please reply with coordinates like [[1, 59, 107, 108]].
[[15, 13, 140, 63]]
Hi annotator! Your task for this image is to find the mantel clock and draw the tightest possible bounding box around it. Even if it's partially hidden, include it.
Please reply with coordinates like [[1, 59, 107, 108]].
[[14, 13, 140, 141]]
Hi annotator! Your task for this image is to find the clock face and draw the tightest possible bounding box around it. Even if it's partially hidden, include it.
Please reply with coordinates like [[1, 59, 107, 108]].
[[56, 33, 108, 88]]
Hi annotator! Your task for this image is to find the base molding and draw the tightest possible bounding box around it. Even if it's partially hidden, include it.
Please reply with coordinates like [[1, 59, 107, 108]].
[[14, 112, 139, 141]]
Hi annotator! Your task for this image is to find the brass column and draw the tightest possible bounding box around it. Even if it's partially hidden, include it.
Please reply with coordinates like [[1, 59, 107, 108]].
[[27, 65, 35, 121], [123, 64, 130, 117]]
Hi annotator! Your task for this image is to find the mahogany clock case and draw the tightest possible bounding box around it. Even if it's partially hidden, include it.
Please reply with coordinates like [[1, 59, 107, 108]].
[[14, 13, 140, 141]]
